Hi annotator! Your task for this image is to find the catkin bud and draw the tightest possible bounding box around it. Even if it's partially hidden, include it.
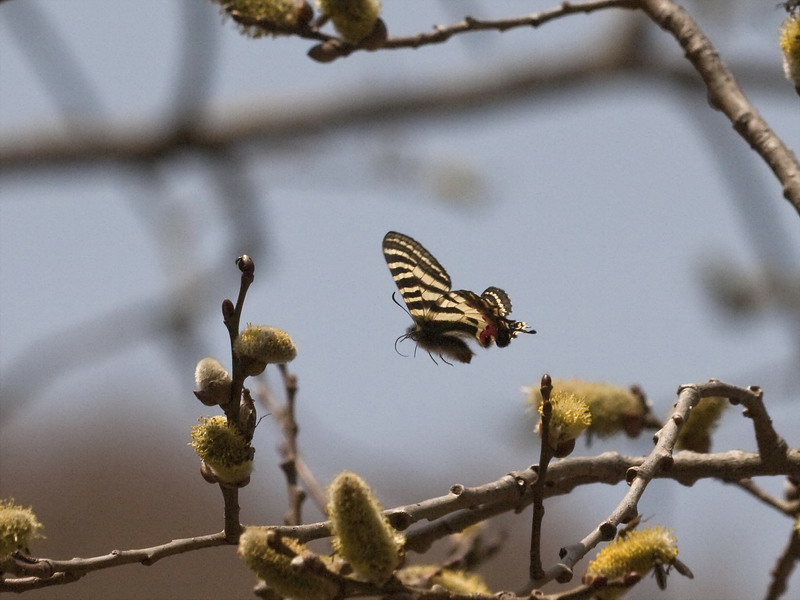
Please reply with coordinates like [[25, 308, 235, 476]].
[[534, 389, 591, 454], [213, 0, 309, 37], [780, 13, 800, 94], [675, 396, 728, 453], [327, 471, 405, 582], [194, 357, 232, 406], [190, 416, 253, 485], [0, 499, 44, 557], [234, 324, 297, 376], [308, 41, 342, 62], [583, 526, 680, 600], [528, 379, 644, 440], [238, 527, 339, 600], [398, 565, 492, 594], [317, 0, 382, 44]]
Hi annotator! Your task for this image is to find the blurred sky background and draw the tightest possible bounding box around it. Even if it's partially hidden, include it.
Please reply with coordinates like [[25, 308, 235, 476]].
[[1, 1, 799, 599]]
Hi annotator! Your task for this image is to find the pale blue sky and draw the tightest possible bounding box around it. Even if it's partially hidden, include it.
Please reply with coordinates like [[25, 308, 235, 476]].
[[1, 2, 798, 599]]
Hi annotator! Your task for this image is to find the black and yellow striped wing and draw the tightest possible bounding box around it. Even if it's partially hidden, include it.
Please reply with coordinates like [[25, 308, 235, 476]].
[[382, 231, 535, 363], [382, 231, 452, 318]]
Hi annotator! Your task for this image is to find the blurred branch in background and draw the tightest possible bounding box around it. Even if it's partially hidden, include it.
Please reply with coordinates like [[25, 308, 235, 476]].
[[1, 14, 645, 171], [1, 0, 106, 126], [0, 16, 791, 171], [0, 0, 268, 425]]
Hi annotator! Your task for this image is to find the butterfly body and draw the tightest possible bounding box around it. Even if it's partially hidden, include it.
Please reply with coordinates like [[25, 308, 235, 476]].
[[382, 231, 534, 363], [405, 313, 475, 364]]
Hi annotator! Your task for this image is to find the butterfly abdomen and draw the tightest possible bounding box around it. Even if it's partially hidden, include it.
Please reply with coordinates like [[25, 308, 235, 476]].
[[408, 323, 475, 364]]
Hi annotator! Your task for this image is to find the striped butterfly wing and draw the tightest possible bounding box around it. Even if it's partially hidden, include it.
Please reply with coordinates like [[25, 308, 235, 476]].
[[410, 289, 490, 363], [382, 231, 452, 318], [382, 231, 535, 363]]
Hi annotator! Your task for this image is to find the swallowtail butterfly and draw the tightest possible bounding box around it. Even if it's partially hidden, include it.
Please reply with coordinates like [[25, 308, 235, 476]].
[[382, 231, 535, 364]]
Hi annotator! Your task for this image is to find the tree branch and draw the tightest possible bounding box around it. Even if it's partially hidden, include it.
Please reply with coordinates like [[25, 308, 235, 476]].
[[276, 363, 308, 525], [255, 376, 329, 517], [527, 379, 797, 587], [0, 532, 228, 592], [765, 525, 800, 600], [531, 379, 699, 586], [0, 5, 636, 172], [529, 375, 555, 580], [4, 448, 797, 591], [734, 478, 800, 516], [291, 0, 637, 62]]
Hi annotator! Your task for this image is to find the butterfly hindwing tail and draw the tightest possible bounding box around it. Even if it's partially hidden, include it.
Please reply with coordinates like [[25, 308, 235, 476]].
[[481, 286, 536, 347]]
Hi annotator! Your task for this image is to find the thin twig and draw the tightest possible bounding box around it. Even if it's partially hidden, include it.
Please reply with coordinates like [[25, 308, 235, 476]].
[[386, 470, 539, 534], [228, 0, 636, 59], [277, 363, 306, 525], [218, 256, 255, 541], [734, 478, 799, 516], [529, 374, 555, 580], [300, 0, 637, 61], [385, 0, 637, 47], [719, 383, 789, 461], [255, 379, 329, 515], [0, 532, 228, 592], [295, 454, 329, 512], [222, 256, 254, 428], [764, 525, 800, 600]]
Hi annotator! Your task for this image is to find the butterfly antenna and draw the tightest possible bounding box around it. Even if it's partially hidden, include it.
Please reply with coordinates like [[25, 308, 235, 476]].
[[391, 292, 411, 316], [394, 333, 410, 358]]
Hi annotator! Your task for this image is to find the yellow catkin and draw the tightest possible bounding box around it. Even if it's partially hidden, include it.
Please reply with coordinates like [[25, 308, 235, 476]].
[[538, 389, 592, 449], [398, 565, 492, 594], [780, 13, 800, 88], [190, 416, 252, 483], [317, 0, 381, 43], [234, 324, 297, 376], [0, 499, 44, 557], [327, 471, 405, 582], [584, 526, 679, 600], [212, 0, 303, 37], [238, 527, 339, 600], [529, 379, 643, 439]]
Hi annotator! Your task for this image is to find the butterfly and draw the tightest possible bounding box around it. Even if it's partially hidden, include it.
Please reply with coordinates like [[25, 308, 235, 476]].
[[382, 231, 535, 364]]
